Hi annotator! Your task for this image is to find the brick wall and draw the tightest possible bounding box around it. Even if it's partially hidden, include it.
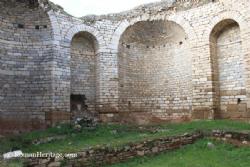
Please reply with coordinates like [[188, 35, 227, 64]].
[[117, 21, 192, 123], [0, 0, 54, 133], [210, 20, 247, 119], [70, 32, 97, 116], [1, 0, 250, 133]]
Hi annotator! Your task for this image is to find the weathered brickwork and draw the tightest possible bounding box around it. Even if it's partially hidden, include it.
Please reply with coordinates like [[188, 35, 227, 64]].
[[0, 0, 54, 133], [118, 21, 192, 123], [70, 32, 97, 116], [210, 20, 247, 119], [1, 0, 250, 133]]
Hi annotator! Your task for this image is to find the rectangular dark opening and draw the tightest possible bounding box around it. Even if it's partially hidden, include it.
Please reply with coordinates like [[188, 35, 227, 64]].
[[70, 94, 87, 111], [17, 24, 24, 29], [29, 0, 39, 8]]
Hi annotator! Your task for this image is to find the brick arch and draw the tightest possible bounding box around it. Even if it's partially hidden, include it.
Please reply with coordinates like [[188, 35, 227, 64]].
[[109, 14, 198, 52], [205, 10, 249, 83], [203, 10, 247, 42], [167, 14, 198, 41], [207, 10, 249, 119], [64, 24, 103, 52], [116, 16, 193, 121], [47, 11, 62, 41]]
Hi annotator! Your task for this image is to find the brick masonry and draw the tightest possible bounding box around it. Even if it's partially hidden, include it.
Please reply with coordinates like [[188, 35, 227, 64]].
[[1, 0, 250, 133]]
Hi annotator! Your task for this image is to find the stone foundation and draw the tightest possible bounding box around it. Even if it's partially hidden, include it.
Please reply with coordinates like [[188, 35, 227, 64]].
[[100, 111, 191, 125], [24, 130, 250, 167], [0, 116, 46, 134], [25, 132, 203, 167]]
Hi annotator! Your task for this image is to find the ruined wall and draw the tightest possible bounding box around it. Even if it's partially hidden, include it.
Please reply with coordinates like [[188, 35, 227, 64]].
[[99, 0, 250, 123], [1, 0, 250, 133], [0, 0, 53, 133]]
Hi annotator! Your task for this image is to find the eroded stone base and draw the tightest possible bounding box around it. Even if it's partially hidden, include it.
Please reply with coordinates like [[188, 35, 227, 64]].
[[100, 111, 191, 125], [0, 111, 71, 135], [45, 111, 71, 126], [0, 117, 46, 135]]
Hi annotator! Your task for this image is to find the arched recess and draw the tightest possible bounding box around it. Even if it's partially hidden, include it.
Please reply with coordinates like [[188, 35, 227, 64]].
[[64, 25, 102, 48], [118, 20, 192, 124], [110, 15, 198, 53], [70, 31, 99, 119], [210, 19, 247, 119], [203, 10, 247, 42]]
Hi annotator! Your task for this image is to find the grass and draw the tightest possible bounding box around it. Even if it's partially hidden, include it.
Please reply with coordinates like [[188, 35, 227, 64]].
[[106, 139, 250, 167], [0, 120, 249, 167], [0, 160, 24, 167], [0, 120, 249, 154], [0, 120, 250, 153]]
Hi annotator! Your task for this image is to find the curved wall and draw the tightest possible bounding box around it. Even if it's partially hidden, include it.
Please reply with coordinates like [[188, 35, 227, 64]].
[[118, 21, 192, 124], [1, 0, 250, 133], [0, 0, 53, 133]]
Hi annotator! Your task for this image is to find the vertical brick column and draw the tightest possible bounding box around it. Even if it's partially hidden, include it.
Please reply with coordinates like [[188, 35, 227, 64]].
[[191, 42, 215, 119], [97, 49, 119, 120], [46, 11, 71, 126]]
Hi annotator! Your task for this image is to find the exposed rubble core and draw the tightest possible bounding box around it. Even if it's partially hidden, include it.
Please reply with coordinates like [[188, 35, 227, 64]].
[[1, 0, 250, 133]]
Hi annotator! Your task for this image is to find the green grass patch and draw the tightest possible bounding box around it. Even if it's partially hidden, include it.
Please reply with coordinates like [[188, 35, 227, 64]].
[[0, 120, 249, 154], [107, 139, 250, 167], [0, 159, 24, 167]]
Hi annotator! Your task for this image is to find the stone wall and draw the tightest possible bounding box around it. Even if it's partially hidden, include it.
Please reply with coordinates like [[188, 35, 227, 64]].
[[210, 20, 247, 119], [100, 0, 250, 123], [25, 132, 203, 167], [0, 0, 54, 133], [1, 0, 250, 133], [118, 21, 192, 124], [24, 130, 250, 166], [70, 32, 97, 118]]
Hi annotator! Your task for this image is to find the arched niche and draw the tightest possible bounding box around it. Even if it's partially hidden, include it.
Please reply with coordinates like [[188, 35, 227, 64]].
[[210, 19, 246, 119], [118, 20, 192, 123], [70, 31, 98, 119]]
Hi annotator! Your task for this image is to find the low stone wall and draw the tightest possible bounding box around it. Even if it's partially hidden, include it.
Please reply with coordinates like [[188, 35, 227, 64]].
[[211, 130, 250, 141], [22, 130, 250, 167], [25, 132, 203, 167]]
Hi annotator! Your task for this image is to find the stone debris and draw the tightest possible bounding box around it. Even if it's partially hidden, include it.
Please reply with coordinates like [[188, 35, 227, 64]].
[[25, 132, 203, 167], [32, 135, 67, 145], [3, 150, 23, 160], [242, 141, 248, 145], [12, 130, 250, 166], [207, 142, 215, 149]]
